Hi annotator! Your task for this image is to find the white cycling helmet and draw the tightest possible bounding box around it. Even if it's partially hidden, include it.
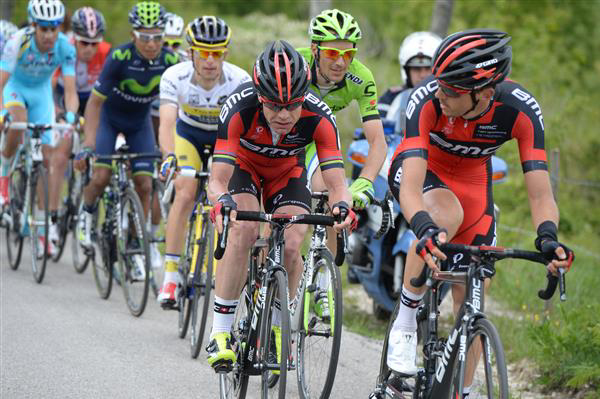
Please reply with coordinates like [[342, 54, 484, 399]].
[[164, 13, 184, 37], [398, 31, 442, 86], [28, 0, 65, 26]]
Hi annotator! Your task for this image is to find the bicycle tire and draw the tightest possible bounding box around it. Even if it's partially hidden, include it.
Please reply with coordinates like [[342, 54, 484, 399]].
[[297, 249, 343, 399], [219, 286, 251, 399], [5, 164, 27, 270], [190, 213, 215, 358], [91, 198, 113, 299], [52, 162, 76, 263], [30, 164, 49, 283], [70, 173, 88, 273], [260, 268, 290, 399], [116, 187, 150, 317], [449, 317, 508, 399], [178, 220, 195, 339]]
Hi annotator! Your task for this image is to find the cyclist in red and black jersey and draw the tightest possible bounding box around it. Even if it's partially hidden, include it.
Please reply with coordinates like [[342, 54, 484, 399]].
[[205, 40, 355, 369], [386, 30, 574, 393]]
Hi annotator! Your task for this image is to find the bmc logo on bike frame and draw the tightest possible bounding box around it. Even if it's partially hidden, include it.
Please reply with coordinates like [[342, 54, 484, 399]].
[[435, 327, 460, 383], [406, 80, 439, 120]]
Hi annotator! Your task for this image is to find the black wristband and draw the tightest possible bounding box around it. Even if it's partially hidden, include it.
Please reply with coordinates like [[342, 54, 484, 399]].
[[410, 210, 438, 239], [535, 220, 558, 251]]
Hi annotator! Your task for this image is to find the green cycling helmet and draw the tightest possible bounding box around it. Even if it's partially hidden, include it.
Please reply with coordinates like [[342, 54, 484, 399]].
[[128, 1, 167, 29], [309, 9, 362, 43]]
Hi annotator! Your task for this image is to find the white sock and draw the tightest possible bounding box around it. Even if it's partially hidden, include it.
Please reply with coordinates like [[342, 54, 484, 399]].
[[463, 385, 471, 398], [392, 286, 424, 332], [162, 271, 179, 285], [210, 296, 239, 338]]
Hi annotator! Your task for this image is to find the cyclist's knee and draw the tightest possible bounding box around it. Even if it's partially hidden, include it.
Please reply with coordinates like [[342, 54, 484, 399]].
[[173, 178, 197, 208], [230, 221, 259, 251], [92, 167, 111, 188], [424, 188, 464, 238], [133, 175, 152, 197]]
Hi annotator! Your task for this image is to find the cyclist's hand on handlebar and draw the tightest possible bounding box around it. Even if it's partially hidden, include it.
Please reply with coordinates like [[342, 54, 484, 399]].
[[74, 147, 93, 172], [332, 201, 357, 232], [415, 228, 447, 273], [160, 153, 177, 181], [210, 193, 237, 234], [539, 240, 575, 276], [349, 177, 374, 209]]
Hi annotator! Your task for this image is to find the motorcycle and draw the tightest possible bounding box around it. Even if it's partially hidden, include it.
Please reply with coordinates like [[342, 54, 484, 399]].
[[347, 120, 508, 319]]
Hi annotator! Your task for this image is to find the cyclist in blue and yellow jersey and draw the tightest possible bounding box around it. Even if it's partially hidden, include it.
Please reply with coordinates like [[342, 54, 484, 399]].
[[299, 9, 386, 208], [74, 1, 178, 249], [156, 16, 250, 307], [0, 0, 78, 255]]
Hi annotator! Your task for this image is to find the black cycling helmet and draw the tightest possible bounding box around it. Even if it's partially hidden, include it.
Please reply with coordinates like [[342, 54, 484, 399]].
[[185, 16, 231, 47], [253, 40, 311, 103], [432, 29, 512, 91], [71, 7, 106, 41]]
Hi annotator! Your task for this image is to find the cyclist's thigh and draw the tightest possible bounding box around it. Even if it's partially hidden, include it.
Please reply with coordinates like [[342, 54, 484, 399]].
[[264, 165, 311, 214], [94, 107, 119, 170], [124, 115, 156, 177], [227, 160, 261, 203], [422, 169, 464, 238], [174, 122, 215, 171], [22, 82, 56, 146]]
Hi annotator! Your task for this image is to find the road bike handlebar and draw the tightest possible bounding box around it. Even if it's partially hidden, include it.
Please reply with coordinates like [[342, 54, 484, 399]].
[[213, 210, 347, 265], [409, 243, 567, 301]]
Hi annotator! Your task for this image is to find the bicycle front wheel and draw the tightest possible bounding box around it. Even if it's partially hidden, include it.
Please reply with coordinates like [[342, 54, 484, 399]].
[[449, 317, 508, 399], [260, 269, 290, 399], [177, 221, 195, 339], [190, 213, 215, 358], [149, 179, 168, 297], [30, 164, 49, 283], [5, 164, 27, 270], [70, 177, 88, 274], [51, 161, 74, 263], [116, 187, 150, 317], [296, 250, 343, 399]]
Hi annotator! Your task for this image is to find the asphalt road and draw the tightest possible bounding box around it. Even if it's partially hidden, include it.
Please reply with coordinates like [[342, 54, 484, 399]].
[[1, 234, 382, 399]]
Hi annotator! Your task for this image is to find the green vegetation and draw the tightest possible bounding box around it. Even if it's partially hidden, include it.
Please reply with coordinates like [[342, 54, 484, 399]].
[[8, 0, 599, 395]]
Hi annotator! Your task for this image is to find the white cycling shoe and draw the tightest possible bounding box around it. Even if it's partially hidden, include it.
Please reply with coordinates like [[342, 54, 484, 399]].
[[386, 329, 418, 376]]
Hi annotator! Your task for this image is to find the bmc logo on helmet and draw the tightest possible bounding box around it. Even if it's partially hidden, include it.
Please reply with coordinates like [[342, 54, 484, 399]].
[[219, 87, 254, 123], [406, 80, 438, 120], [475, 58, 498, 68]]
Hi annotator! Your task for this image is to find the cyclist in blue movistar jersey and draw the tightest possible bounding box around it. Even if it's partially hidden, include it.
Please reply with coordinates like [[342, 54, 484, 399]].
[[74, 1, 178, 250], [1, 0, 78, 255]]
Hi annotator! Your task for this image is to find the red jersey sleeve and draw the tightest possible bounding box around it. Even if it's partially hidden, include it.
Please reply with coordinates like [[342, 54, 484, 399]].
[[313, 117, 344, 171]]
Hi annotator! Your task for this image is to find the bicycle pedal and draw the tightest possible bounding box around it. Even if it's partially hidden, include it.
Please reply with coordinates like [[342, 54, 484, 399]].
[[160, 301, 178, 311], [212, 360, 233, 374]]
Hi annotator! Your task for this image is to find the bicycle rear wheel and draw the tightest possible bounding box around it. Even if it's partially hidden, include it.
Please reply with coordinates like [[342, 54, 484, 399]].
[[296, 250, 342, 399], [190, 213, 215, 358], [30, 164, 49, 283], [219, 286, 250, 399], [5, 164, 27, 270], [90, 198, 113, 299], [449, 317, 508, 399], [260, 269, 290, 399], [116, 187, 150, 317]]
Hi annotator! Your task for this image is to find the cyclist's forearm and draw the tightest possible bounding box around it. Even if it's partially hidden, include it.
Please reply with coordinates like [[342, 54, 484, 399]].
[[322, 168, 351, 206], [207, 163, 234, 204], [158, 104, 177, 155], [360, 121, 387, 181], [82, 94, 104, 149], [399, 158, 428, 222], [0, 70, 10, 94], [524, 170, 559, 230], [62, 76, 79, 116]]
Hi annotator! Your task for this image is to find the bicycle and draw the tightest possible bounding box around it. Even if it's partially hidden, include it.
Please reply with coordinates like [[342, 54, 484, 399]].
[[84, 146, 161, 317], [50, 119, 89, 273], [294, 191, 393, 399], [215, 208, 347, 399], [1, 119, 72, 283], [370, 243, 569, 399], [161, 147, 216, 359], [147, 157, 170, 298]]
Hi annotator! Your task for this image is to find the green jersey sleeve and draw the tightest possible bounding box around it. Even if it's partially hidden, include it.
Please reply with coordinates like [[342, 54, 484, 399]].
[[347, 59, 380, 122]]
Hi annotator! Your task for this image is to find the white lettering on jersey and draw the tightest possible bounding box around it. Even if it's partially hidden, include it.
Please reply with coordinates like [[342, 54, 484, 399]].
[[511, 88, 545, 130], [406, 80, 438, 120]]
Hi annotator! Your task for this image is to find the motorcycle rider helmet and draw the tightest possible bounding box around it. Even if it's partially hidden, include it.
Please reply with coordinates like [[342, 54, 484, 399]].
[[398, 31, 442, 87]]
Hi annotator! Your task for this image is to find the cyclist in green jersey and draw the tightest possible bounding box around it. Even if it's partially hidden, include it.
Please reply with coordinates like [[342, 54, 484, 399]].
[[298, 9, 386, 209]]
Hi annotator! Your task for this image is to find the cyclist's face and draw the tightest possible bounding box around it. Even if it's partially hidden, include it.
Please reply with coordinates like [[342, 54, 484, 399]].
[[75, 39, 100, 62], [408, 66, 432, 87], [312, 40, 355, 83], [435, 86, 494, 117], [262, 102, 303, 135], [34, 24, 60, 52], [132, 28, 164, 60], [190, 46, 227, 82]]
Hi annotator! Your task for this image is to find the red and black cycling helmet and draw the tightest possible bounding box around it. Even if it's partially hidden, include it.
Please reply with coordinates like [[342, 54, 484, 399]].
[[71, 7, 106, 41], [432, 29, 512, 91], [253, 40, 311, 103]]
